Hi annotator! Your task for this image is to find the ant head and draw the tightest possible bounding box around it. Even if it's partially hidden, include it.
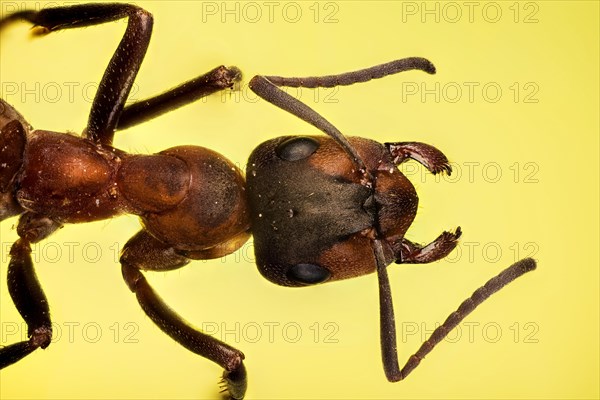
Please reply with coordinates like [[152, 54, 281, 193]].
[[246, 135, 417, 287]]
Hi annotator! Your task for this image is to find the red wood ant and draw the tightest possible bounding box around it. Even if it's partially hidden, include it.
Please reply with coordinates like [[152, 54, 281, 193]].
[[0, 4, 536, 399]]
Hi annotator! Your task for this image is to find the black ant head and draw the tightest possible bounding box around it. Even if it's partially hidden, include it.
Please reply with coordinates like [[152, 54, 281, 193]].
[[246, 135, 418, 287]]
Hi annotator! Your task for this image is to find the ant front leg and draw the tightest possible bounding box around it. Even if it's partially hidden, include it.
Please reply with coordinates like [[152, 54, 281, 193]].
[[0, 3, 152, 146], [116, 65, 242, 131], [0, 4, 242, 143], [0, 213, 62, 368], [120, 230, 247, 400]]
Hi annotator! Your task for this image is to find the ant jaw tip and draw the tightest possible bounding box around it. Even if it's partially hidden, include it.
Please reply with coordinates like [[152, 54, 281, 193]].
[[454, 226, 463, 238], [30, 26, 50, 36]]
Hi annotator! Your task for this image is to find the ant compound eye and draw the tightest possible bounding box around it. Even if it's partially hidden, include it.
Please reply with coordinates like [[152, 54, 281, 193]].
[[276, 137, 320, 161], [286, 263, 331, 285]]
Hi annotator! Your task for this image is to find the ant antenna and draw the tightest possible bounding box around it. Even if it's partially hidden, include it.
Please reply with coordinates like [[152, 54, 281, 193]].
[[373, 239, 536, 381], [249, 57, 436, 181]]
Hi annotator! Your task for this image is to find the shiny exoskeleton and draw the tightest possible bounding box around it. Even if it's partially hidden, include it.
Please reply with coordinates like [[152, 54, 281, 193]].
[[0, 4, 536, 399]]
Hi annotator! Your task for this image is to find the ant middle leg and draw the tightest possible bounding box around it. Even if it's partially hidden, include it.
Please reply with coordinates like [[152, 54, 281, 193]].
[[120, 230, 247, 399]]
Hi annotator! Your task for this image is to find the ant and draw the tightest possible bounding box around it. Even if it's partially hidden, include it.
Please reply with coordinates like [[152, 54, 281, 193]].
[[0, 3, 536, 399]]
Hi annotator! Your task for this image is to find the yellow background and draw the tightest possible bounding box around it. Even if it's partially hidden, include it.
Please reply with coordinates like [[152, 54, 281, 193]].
[[0, 1, 598, 399]]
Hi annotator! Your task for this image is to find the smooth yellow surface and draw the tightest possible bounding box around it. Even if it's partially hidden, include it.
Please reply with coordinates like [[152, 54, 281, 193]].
[[0, 1, 598, 399]]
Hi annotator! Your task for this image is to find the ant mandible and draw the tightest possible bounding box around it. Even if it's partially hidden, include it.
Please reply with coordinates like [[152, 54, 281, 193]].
[[0, 4, 536, 399]]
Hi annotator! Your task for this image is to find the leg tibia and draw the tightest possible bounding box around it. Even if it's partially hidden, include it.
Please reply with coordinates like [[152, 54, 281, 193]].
[[0, 239, 53, 369]]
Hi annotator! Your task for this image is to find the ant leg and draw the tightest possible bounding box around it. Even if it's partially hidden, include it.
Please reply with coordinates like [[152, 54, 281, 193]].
[[120, 230, 247, 399], [374, 239, 536, 381], [0, 4, 153, 146], [0, 213, 61, 368], [386, 142, 452, 175], [116, 66, 242, 131], [396, 227, 462, 264], [249, 58, 436, 174], [0, 240, 50, 368]]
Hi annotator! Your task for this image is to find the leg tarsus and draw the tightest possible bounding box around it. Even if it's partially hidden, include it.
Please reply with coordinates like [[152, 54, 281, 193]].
[[221, 362, 247, 400]]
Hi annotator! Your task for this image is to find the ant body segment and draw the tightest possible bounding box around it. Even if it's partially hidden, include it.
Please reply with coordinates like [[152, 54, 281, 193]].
[[0, 4, 536, 399]]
